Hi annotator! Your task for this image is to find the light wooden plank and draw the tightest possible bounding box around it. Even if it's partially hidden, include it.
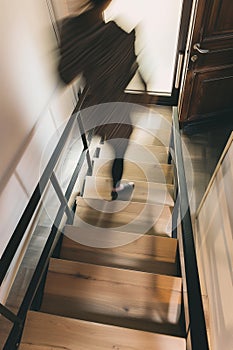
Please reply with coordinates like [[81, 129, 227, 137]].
[[20, 311, 186, 350], [73, 197, 172, 236], [130, 127, 171, 147], [60, 233, 178, 275], [83, 176, 174, 205], [130, 107, 172, 131], [41, 259, 182, 327], [92, 159, 174, 184], [96, 143, 170, 164], [62, 230, 177, 262]]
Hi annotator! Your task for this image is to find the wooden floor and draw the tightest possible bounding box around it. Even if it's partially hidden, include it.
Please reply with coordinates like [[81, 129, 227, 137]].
[[1, 105, 232, 349]]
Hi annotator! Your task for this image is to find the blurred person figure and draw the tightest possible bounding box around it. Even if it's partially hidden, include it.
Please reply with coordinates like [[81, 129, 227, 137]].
[[58, 0, 143, 200]]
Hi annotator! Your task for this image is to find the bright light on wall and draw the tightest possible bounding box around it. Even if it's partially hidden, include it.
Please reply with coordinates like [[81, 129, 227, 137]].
[[105, 0, 183, 94]]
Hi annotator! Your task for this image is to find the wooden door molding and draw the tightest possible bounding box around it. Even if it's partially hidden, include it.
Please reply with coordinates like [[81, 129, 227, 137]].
[[205, 0, 233, 46], [179, 0, 233, 125], [183, 66, 233, 122]]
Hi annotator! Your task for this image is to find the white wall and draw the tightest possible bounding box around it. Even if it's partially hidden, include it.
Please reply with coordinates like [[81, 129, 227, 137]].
[[0, 0, 78, 301], [0, 0, 56, 183], [105, 0, 183, 94]]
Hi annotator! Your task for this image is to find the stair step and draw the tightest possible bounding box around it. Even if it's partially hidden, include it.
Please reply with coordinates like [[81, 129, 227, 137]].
[[83, 176, 175, 205], [92, 158, 174, 184], [20, 311, 186, 350], [60, 231, 179, 275], [73, 197, 172, 236], [95, 143, 170, 164], [41, 258, 183, 335], [131, 107, 172, 131], [130, 127, 171, 147]]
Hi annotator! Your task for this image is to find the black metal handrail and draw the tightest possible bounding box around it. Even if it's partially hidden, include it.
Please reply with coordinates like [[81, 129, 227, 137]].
[[1, 86, 90, 349], [172, 107, 209, 350]]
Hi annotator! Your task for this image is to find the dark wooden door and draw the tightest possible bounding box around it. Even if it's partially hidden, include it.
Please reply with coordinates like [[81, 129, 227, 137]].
[[179, 0, 233, 124]]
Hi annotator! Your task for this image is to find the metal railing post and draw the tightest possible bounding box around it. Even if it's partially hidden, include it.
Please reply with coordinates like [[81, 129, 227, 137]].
[[50, 171, 74, 224]]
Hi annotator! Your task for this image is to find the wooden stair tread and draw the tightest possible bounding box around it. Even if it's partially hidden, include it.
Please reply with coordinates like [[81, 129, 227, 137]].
[[96, 143, 170, 164], [83, 176, 174, 205], [60, 232, 179, 275], [130, 107, 172, 131], [92, 158, 174, 184], [73, 197, 172, 236], [130, 127, 171, 147], [41, 258, 182, 332], [20, 311, 186, 350]]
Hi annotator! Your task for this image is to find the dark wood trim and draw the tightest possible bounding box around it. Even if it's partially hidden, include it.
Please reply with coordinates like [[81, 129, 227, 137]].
[[180, 108, 233, 134], [125, 87, 179, 106]]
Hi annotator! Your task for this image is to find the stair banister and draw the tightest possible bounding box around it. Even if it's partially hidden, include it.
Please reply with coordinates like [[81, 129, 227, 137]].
[[1, 87, 90, 349]]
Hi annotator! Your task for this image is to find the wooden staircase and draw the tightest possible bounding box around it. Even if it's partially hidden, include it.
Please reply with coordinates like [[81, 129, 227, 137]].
[[19, 107, 186, 349]]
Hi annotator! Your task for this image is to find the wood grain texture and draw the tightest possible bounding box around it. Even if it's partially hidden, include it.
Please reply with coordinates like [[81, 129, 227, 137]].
[[60, 233, 179, 275], [41, 258, 182, 329], [20, 311, 186, 350], [73, 197, 172, 236]]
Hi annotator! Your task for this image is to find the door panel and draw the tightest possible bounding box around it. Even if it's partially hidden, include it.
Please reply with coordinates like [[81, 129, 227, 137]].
[[206, 0, 233, 37], [188, 67, 233, 120], [179, 0, 233, 123]]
